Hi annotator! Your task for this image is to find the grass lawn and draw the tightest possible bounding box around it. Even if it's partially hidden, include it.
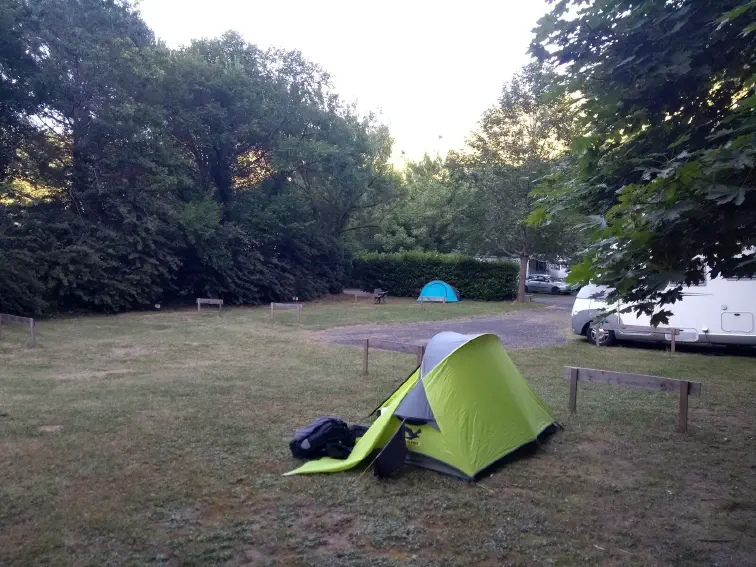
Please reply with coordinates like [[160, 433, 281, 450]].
[[1, 303, 755, 566], [264, 295, 542, 330]]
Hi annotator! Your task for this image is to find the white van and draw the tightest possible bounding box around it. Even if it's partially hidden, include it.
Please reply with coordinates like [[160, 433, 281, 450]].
[[571, 276, 756, 347]]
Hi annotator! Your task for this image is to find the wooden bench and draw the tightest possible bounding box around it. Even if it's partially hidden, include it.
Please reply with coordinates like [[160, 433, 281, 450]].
[[362, 339, 427, 376], [564, 366, 702, 433], [0, 313, 36, 347], [270, 302, 303, 323], [196, 298, 223, 314], [418, 296, 447, 306]]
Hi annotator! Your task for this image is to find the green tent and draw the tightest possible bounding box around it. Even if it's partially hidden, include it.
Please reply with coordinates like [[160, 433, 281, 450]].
[[286, 332, 555, 480]]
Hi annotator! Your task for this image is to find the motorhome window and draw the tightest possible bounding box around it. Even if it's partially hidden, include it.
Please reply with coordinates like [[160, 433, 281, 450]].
[[576, 285, 610, 300]]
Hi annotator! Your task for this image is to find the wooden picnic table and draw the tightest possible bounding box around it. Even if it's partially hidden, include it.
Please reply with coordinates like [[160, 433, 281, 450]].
[[373, 289, 389, 304]]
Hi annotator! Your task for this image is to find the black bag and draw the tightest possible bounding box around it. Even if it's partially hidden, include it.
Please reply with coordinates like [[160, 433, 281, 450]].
[[349, 424, 369, 440], [373, 424, 407, 479], [289, 416, 357, 460]]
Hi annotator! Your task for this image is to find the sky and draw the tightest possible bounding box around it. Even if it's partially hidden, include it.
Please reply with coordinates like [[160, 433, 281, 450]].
[[138, 0, 551, 163]]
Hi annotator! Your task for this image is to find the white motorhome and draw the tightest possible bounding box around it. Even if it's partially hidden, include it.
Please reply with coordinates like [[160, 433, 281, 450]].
[[571, 275, 756, 347]]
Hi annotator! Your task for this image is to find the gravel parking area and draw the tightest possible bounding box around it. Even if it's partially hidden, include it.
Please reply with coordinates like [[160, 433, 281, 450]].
[[317, 297, 573, 348]]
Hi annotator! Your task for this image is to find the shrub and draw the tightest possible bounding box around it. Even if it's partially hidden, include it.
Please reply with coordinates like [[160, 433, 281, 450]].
[[351, 252, 518, 301]]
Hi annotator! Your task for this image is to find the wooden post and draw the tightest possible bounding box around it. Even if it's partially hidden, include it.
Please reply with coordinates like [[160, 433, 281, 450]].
[[563, 366, 701, 431], [568, 367, 579, 413], [197, 299, 201, 312], [0, 318, 3, 341], [670, 329, 676, 353], [297, 305, 301, 324], [678, 380, 689, 433], [363, 339, 369, 376], [29, 319, 35, 348], [415, 345, 424, 367], [270, 303, 273, 321]]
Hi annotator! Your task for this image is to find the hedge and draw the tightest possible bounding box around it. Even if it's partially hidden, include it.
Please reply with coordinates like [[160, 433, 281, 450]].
[[351, 252, 519, 301]]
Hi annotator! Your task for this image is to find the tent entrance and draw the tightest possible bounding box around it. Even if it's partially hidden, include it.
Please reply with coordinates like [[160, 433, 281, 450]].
[[393, 380, 437, 427]]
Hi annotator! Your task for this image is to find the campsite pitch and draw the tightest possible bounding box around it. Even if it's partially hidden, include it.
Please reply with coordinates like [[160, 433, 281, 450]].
[[257, 295, 543, 330], [315, 295, 569, 348], [0, 304, 755, 566]]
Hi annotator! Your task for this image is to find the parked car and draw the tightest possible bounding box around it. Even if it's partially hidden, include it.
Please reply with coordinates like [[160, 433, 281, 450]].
[[524, 274, 572, 295]]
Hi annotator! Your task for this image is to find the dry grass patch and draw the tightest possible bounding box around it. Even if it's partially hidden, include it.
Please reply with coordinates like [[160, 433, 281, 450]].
[[256, 294, 542, 330], [0, 306, 755, 566]]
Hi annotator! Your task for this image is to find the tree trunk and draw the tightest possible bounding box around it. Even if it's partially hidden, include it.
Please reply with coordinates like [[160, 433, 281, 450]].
[[517, 254, 529, 302], [211, 145, 235, 216]]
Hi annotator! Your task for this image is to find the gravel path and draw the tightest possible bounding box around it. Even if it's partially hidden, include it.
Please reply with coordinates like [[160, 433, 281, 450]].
[[316, 297, 573, 349]]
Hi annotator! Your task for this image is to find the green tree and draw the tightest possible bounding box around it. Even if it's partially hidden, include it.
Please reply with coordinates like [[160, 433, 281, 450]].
[[0, 0, 185, 314], [0, 0, 399, 315], [453, 62, 581, 301], [278, 112, 400, 238], [162, 34, 397, 301], [0, 0, 40, 186], [358, 154, 461, 253], [532, 0, 756, 323]]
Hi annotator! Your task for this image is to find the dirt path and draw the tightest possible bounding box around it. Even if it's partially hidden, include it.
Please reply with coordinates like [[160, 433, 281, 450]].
[[316, 299, 571, 348]]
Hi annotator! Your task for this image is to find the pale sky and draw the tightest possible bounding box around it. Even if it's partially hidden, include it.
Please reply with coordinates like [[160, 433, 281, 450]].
[[138, 0, 550, 163]]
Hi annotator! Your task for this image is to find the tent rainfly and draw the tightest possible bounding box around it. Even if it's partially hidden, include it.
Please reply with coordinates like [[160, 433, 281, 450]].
[[417, 280, 459, 302], [285, 332, 556, 480]]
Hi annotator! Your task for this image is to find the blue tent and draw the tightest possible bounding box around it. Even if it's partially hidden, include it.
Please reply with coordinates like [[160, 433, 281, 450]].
[[417, 280, 460, 302]]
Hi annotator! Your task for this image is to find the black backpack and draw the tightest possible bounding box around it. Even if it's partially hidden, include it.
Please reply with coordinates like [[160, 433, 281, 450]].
[[290, 417, 357, 460]]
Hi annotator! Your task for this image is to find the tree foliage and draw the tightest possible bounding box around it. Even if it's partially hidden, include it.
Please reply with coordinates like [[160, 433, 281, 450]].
[[351, 64, 583, 298], [532, 0, 756, 323], [449, 63, 582, 300], [0, 0, 396, 315], [357, 155, 462, 253]]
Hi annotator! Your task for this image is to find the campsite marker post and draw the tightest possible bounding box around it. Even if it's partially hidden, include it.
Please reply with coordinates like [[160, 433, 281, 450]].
[[0, 313, 36, 347], [678, 380, 690, 433], [197, 298, 223, 315], [563, 366, 700, 432], [362, 339, 427, 377], [568, 367, 579, 413], [270, 303, 302, 323], [419, 296, 447, 308], [363, 339, 369, 376]]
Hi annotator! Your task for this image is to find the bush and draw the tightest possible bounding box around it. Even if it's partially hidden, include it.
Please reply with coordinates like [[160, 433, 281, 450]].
[[351, 252, 518, 301]]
